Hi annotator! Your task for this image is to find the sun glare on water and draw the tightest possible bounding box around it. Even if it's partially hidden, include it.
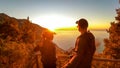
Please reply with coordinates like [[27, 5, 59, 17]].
[[32, 14, 76, 31]]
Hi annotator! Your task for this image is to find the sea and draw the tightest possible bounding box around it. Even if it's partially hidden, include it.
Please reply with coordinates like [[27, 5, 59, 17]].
[[53, 30, 109, 53]]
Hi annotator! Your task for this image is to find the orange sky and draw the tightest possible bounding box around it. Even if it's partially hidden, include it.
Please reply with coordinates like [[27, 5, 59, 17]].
[[32, 14, 112, 31], [0, 0, 118, 31]]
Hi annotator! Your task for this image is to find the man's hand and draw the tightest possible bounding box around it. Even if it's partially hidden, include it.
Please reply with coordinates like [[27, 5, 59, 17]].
[[62, 63, 71, 68]]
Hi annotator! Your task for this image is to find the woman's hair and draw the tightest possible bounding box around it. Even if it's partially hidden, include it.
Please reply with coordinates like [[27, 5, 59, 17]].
[[42, 29, 55, 40]]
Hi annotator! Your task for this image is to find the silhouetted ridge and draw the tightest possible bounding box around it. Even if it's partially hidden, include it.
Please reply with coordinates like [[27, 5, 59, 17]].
[[0, 13, 67, 68]]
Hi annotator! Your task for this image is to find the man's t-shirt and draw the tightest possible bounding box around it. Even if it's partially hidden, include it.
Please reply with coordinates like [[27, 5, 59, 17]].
[[73, 31, 96, 68]]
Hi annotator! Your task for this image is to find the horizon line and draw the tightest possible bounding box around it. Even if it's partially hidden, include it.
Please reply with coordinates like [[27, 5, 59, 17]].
[[55, 27, 108, 31]]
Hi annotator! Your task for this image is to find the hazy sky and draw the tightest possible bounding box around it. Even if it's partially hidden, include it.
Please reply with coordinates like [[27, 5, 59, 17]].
[[0, 0, 119, 30]]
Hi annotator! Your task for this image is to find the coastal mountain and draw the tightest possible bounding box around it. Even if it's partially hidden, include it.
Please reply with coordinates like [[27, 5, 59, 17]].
[[0, 13, 67, 68]]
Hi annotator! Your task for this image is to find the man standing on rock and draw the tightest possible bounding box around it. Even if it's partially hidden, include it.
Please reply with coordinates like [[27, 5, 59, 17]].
[[63, 18, 96, 68]]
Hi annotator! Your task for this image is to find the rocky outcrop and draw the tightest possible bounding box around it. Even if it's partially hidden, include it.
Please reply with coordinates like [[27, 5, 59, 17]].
[[0, 13, 48, 68], [0, 13, 68, 68], [0, 13, 45, 68]]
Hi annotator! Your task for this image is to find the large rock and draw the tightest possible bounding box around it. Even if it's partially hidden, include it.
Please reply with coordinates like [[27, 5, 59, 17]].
[[0, 13, 44, 68], [0, 13, 67, 68]]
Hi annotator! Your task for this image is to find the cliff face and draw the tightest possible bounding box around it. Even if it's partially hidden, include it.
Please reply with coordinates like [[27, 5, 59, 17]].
[[0, 13, 46, 68], [0, 13, 44, 43], [0, 13, 67, 68]]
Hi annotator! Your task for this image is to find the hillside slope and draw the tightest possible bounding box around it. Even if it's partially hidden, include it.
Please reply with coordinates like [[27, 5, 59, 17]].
[[0, 13, 67, 68]]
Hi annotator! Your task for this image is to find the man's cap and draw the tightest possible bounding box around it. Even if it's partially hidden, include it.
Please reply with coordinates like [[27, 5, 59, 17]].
[[76, 18, 88, 28]]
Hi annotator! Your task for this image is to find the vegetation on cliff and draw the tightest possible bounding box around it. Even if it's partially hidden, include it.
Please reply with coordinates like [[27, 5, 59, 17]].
[[0, 13, 68, 68]]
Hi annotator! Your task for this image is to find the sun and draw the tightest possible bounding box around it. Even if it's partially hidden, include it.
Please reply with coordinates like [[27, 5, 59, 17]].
[[32, 14, 76, 31]]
